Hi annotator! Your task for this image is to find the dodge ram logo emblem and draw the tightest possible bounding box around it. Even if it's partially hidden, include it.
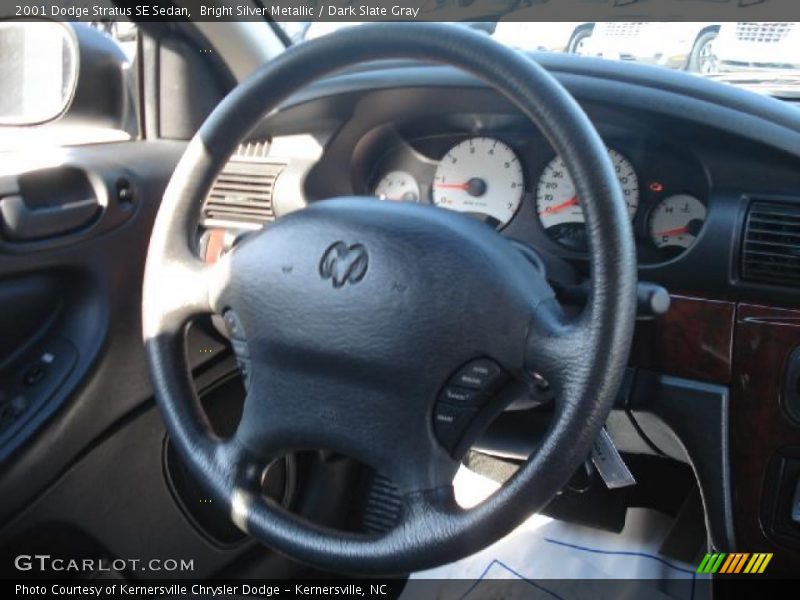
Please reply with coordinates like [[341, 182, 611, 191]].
[[319, 241, 369, 288]]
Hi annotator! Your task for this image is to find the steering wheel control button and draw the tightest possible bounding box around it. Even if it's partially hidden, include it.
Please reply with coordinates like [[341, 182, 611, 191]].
[[236, 358, 252, 390], [440, 358, 508, 410], [434, 403, 477, 452], [222, 309, 246, 340], [222, 310, 251, 389], [452, 359, 504, 392], [231, 339, 250, 359], [235, 354, 251, 389], [440, 386, 480, 406]]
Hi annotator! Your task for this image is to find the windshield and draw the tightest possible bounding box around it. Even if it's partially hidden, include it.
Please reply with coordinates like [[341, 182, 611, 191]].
[[278, 21, 800, 99]]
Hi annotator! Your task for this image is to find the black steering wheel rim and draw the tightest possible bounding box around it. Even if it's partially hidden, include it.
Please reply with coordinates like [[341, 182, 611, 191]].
[[143, 23, 637, 574]]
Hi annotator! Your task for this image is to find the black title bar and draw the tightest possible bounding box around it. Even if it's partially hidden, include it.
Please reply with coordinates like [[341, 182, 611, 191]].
[[2, 0, 800, 23]]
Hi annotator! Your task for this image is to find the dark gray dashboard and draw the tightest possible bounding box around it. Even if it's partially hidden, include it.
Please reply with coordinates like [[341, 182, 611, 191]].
[[227, 53, 800, 305]]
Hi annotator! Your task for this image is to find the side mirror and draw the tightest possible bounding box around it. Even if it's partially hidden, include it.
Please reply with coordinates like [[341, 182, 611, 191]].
[[0, 21, 137, 135], [0, 21, 78, 125]]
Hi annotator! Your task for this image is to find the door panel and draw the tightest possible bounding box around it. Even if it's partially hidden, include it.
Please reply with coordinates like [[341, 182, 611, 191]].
[[0, 140, 191, 520]]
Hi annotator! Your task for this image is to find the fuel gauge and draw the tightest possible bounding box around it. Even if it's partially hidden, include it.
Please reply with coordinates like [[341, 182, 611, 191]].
[[649, 194, 707, 250]]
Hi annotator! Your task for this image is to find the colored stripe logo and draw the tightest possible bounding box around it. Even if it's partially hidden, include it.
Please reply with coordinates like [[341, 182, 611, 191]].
[[697, 552, 773, 574]]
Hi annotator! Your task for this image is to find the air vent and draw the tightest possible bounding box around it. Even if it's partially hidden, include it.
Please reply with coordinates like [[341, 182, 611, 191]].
[[741, 201, 800, 287], [201, 144, 284, 229]]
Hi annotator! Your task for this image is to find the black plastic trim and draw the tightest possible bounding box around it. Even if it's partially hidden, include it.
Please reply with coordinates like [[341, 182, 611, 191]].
[[628, 369, 736, 552]]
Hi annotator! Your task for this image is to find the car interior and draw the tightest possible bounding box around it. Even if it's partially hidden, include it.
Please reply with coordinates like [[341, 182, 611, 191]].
[[1, 13, 800, 589]]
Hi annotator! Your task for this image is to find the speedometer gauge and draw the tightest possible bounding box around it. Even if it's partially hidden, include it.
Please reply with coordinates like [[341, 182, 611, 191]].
[[536, 148, 639, 250], [432, 137, 523, 228]]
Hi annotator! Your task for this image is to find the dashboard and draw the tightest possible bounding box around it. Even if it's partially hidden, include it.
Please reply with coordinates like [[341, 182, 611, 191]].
[[200, 56, 800, 305], [359, 123, 710, 264]]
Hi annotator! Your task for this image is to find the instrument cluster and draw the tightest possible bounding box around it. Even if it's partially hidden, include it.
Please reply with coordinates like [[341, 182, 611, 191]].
[[363, 129, 711, 264]]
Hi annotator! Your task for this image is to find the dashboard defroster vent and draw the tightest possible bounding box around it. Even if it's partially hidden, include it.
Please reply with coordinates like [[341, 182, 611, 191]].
[[741, 201, 800, 287], [201, 146, 285, 229]]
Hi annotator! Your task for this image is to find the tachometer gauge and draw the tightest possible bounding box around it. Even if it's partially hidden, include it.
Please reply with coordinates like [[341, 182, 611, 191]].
[[374, 170, 420, 203], [649, 194, 706, 250], [432, 137, 524, 228], [536, 148, 639, 250]]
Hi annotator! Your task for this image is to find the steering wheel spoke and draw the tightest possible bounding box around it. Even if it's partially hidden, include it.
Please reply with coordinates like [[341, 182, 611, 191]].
[[223, 392, 461, 544], [524, 296, 592, 395], [231, 375, 461, 495], [143, 253, 232, 339]]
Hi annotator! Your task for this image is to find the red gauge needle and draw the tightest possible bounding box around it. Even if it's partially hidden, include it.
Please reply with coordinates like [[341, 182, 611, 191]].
[[433, 183, 470, 190], [540, 196, 579, 215], [655, 226, 689, 237]]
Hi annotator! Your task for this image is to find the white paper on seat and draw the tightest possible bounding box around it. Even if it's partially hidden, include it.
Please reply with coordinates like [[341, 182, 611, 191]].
[[405, 467, 710, 600]]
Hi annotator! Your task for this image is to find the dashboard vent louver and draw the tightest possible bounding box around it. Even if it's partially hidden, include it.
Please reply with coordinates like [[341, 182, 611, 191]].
[[201, 143, 284, 229], [741, 201, 800, 287]]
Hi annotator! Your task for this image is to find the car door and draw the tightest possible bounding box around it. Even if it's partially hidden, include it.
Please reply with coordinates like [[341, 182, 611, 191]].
[[0, 21, 286, 579]]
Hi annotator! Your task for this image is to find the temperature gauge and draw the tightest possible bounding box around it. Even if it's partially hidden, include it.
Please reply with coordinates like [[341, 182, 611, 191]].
[[649, 194, 707, 250]]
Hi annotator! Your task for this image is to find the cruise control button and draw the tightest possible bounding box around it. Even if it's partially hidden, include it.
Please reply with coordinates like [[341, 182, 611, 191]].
[[231, 339, 250, 359], [440, 386, 480, 406], [222, 310, 246, 340], [433, 403, 477, 452], [237, 358, 251, 390], [452, 359, 504, 391]]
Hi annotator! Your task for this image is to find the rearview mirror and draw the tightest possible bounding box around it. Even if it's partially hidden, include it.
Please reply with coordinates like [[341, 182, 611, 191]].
[[0, 21, 78, 125]]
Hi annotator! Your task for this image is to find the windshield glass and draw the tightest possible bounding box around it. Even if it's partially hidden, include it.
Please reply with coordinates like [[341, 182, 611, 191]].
[[278, 21, 800, 99]]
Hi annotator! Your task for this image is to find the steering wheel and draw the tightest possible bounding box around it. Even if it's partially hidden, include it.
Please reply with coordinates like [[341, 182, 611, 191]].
[[143, 23, 636, 574]]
